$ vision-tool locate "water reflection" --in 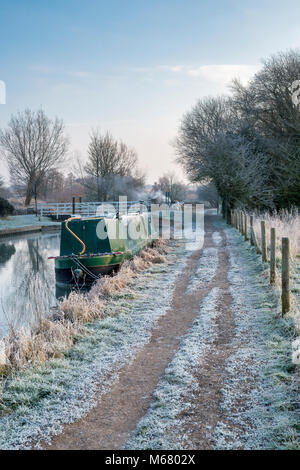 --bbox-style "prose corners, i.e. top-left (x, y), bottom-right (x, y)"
top-left (55, 283), bottom-right (89, 299)
top-left (0, 232), bottom-right (60, 337)
top-left (0, 243), bottom-right (16, 264)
